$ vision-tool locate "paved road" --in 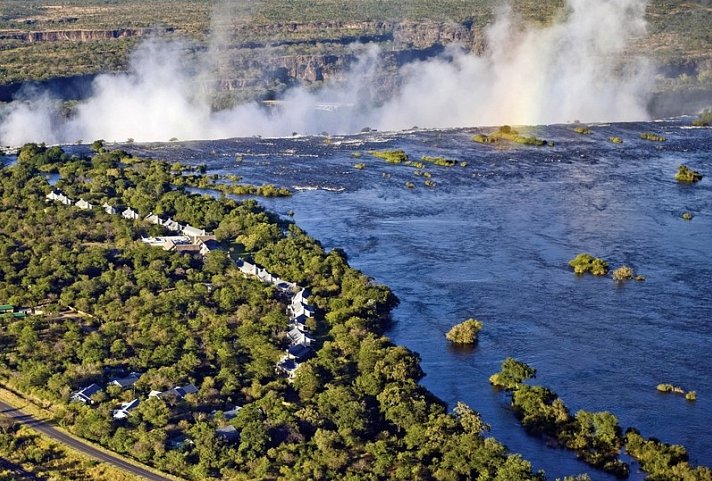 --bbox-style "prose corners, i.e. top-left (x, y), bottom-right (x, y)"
top-left (0, 400), bottom-right (175, 481)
